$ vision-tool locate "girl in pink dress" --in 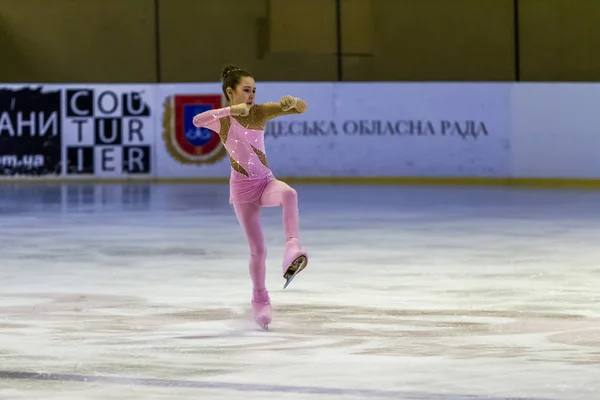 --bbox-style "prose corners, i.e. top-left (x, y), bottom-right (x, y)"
top-left (192, 65), bottom-right (308, 330)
